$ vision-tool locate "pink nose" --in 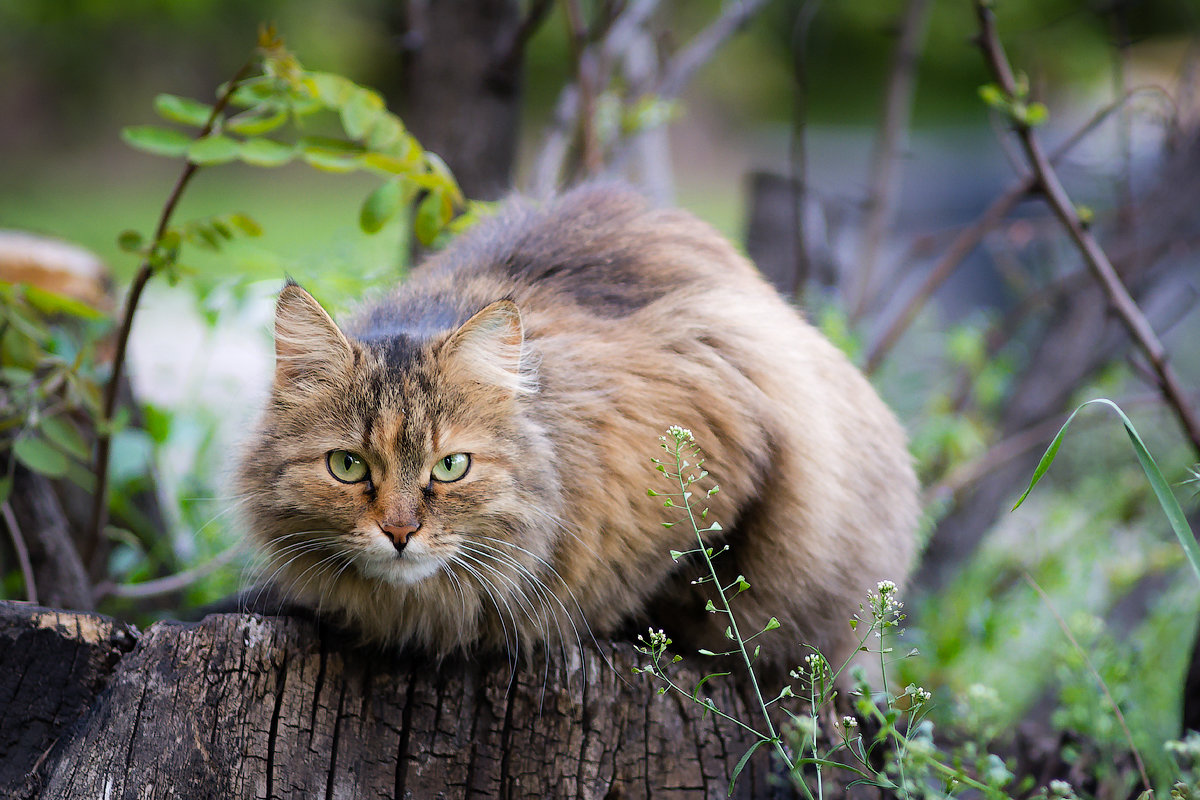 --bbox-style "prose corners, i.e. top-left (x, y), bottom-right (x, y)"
top-left (380, 520), bottom-right (420, 554)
